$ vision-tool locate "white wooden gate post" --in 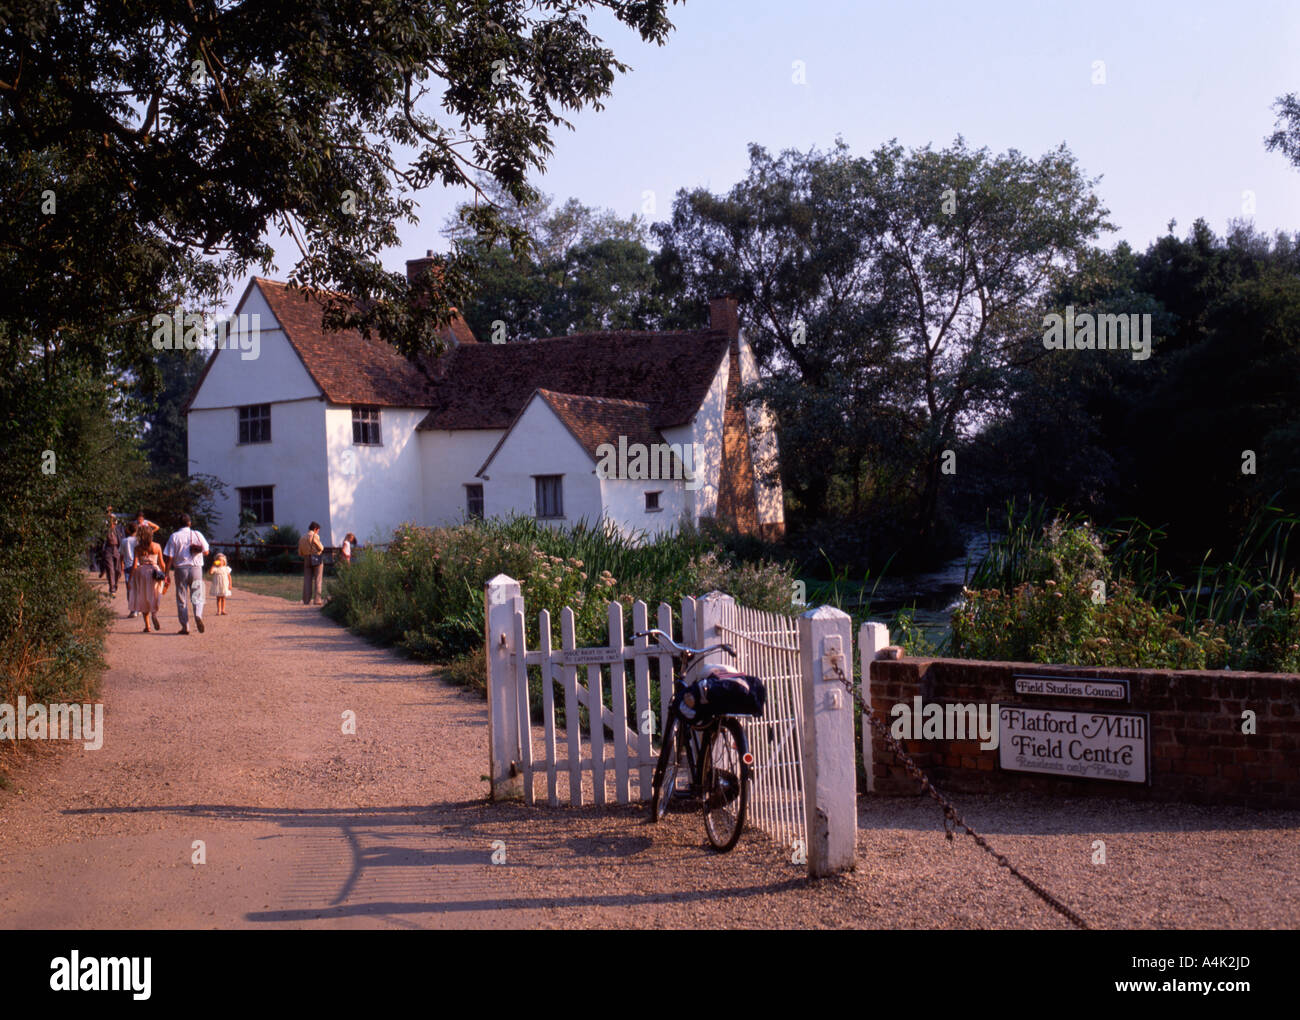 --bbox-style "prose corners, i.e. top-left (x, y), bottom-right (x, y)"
top-left (694, 590), bottom-right (735, 668)
top-left (798, 605), bottom-right (856, 876)
top-left (858, 622), bottom-right (890, 794)
top-left (486, 574), bottom-right (525, 801)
